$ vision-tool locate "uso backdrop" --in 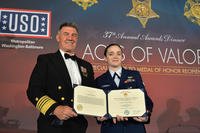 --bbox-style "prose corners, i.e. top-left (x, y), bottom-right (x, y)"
top-left (0, 0), bottom-right (200, 133)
